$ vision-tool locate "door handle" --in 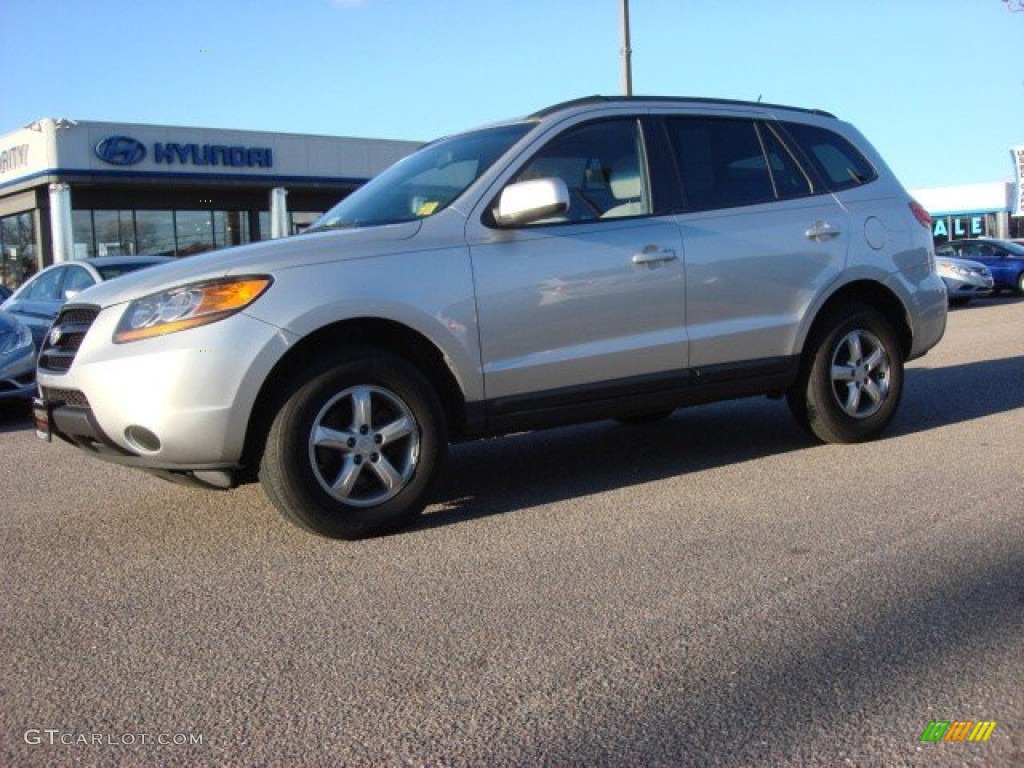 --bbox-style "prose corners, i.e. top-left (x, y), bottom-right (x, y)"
top-left (805, 221), bottom-right (841, 242)
top-left (632, 245), bottom-right (678, 266)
